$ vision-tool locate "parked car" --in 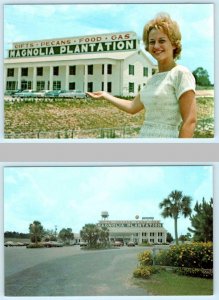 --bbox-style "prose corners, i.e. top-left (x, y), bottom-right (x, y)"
top-left (79, 242), bottom-right (88, 247)
top-left (5, 89), bottom-right (22, 96)
top-left (43, 241), bottom-right (64, 247)
top-left (127, 241), bottom-right (135, 247)
top-left (59, 90), bottom-right (87, 98)
top-left (32, 90), bottom-right (51, 97)
top-left (12, 89), bottom-right (34, 98)
top-left (44, 90), bottom-right (67, 97)
top-left (113, 241), bottom-right (123, 247)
